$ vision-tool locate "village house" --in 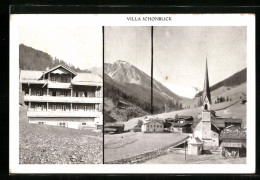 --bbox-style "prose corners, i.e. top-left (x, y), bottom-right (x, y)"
top-left (170, 116), bottom-right (193, 133)
top-left (104, 123), bottom-right (125, 134)
top-left (20, 64), bottom-right (103, 129)
top-left (141, 118), bottom-right (164, 133)
top-left (220, 125), bottom-right (246, 158)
